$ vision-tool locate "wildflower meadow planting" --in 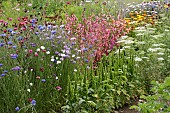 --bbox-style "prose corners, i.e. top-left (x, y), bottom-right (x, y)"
top-left (0, 0), bottom-right (170, 113)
